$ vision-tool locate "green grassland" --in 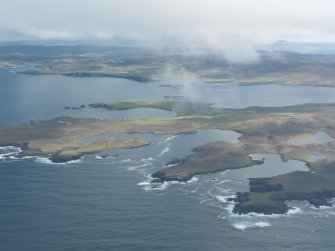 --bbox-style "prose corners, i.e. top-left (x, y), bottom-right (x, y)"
top-left (89, 100), bottom-right (219, 116)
